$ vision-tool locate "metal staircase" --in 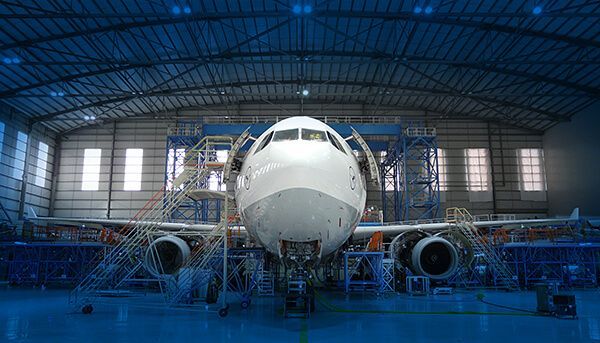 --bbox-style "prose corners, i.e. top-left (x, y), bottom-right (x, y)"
top-left (163, 223), bottom-right (226, 305)
top-left (69, 136), bottom-right (234, 312)
top-left (257, 268), bottom-right (275, 296)
top-left (446, 208), bottom-right (519, 290)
